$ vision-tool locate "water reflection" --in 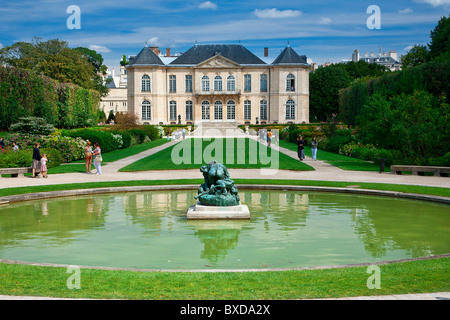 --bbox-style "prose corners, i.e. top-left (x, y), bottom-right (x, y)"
top-left (0, 190), bottom-right (448, 269)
